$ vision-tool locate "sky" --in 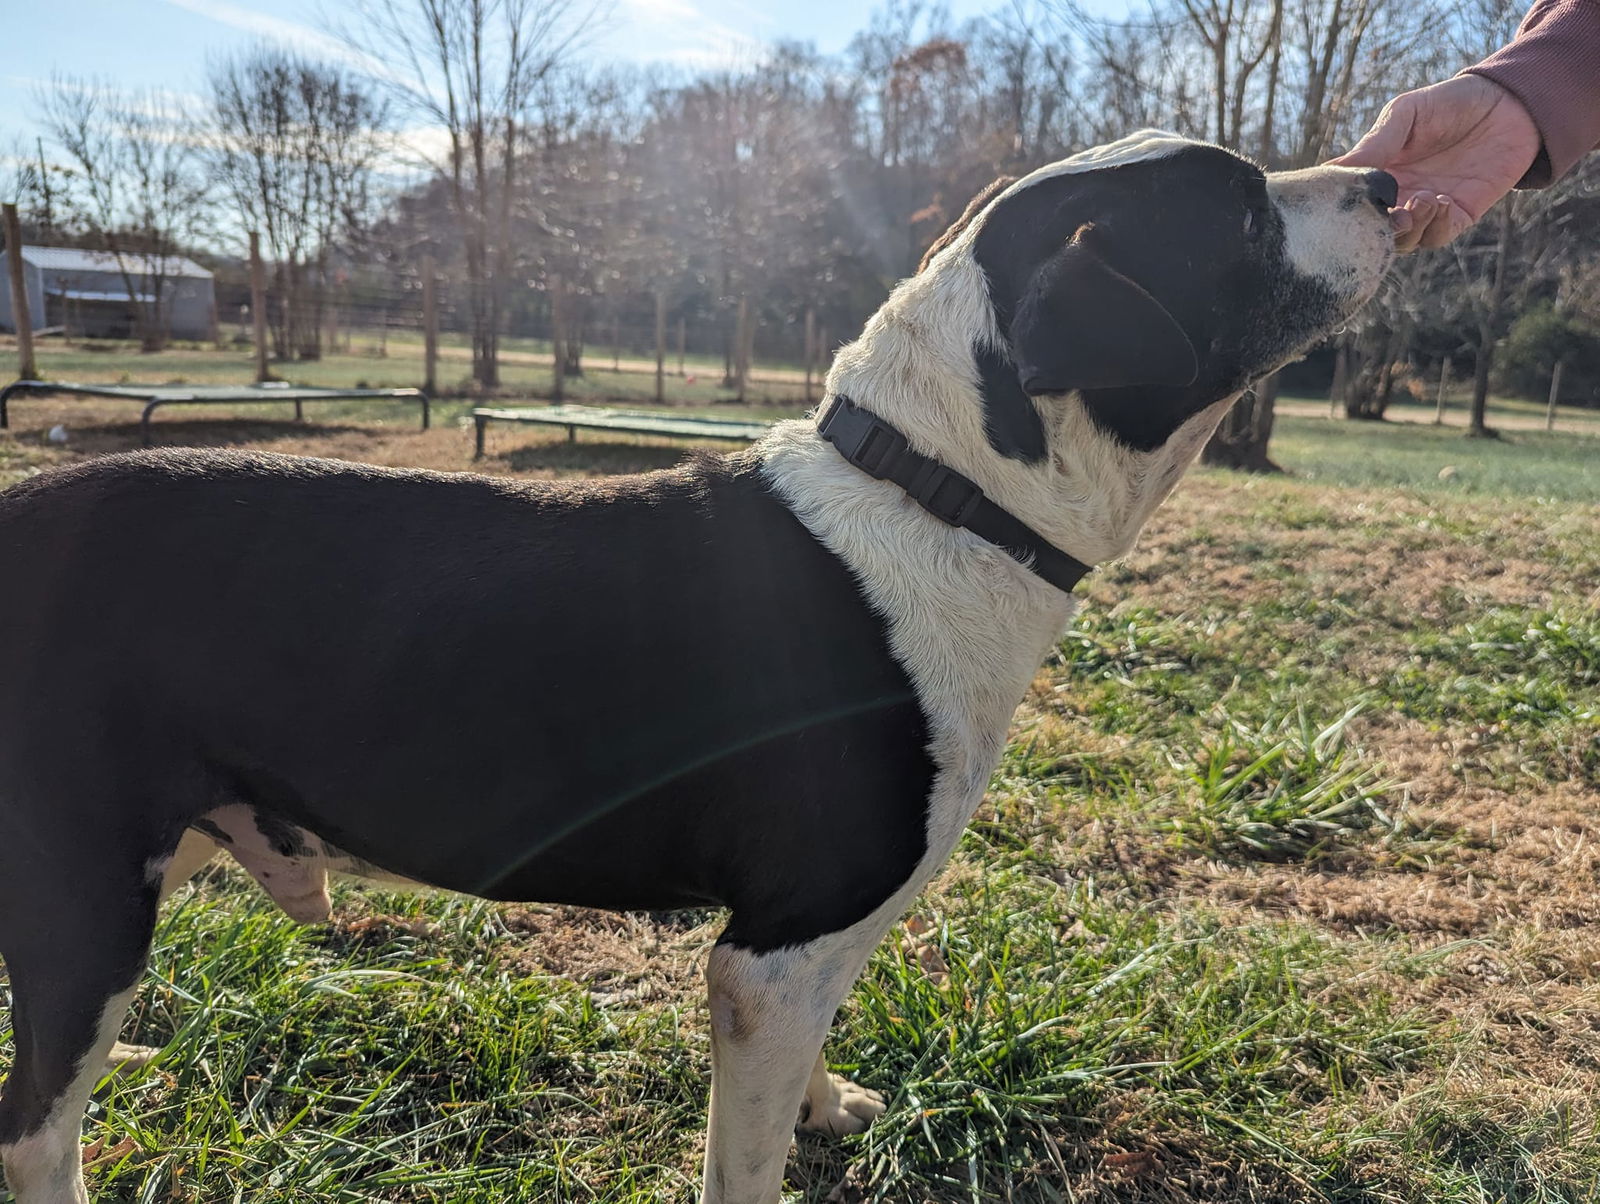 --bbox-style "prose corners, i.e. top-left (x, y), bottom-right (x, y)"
top-left (0, 0), bottom-right (1009, 153)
